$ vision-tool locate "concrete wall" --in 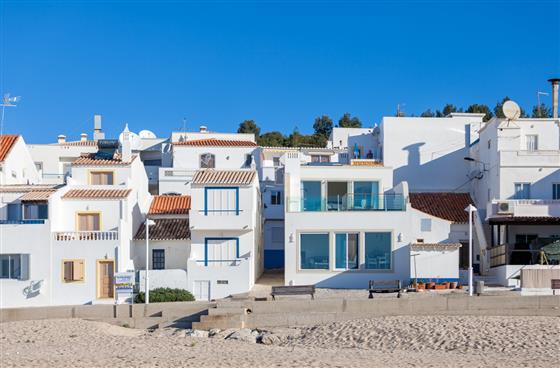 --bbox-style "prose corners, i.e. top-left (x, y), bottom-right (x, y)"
top-left (28, 143), bottom-right (97, 184)
top-left (138, 269), bottom-right (189, 291)
top-left (133, 239), bottom-right (191, 270)
top-left (1, 136), bottom-right (41, 185)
